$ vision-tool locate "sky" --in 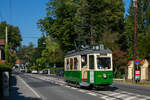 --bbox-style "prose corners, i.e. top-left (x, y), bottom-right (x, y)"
top-left (0, 0), bottom-right (130, 47)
